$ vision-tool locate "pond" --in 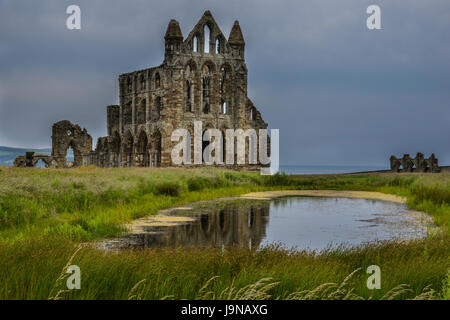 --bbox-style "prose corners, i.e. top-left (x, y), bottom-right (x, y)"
top-left (104, 197), bottom-right (430, 251)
